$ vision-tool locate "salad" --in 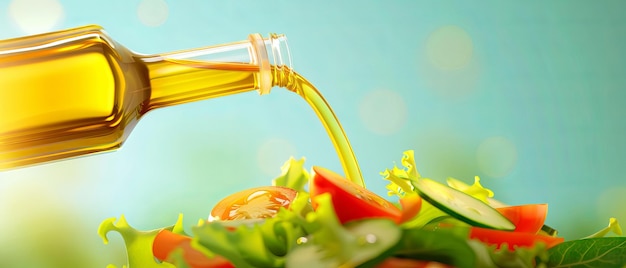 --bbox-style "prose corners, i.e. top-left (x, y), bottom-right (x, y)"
top-left (99, 150), bottom-right (625, 268)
